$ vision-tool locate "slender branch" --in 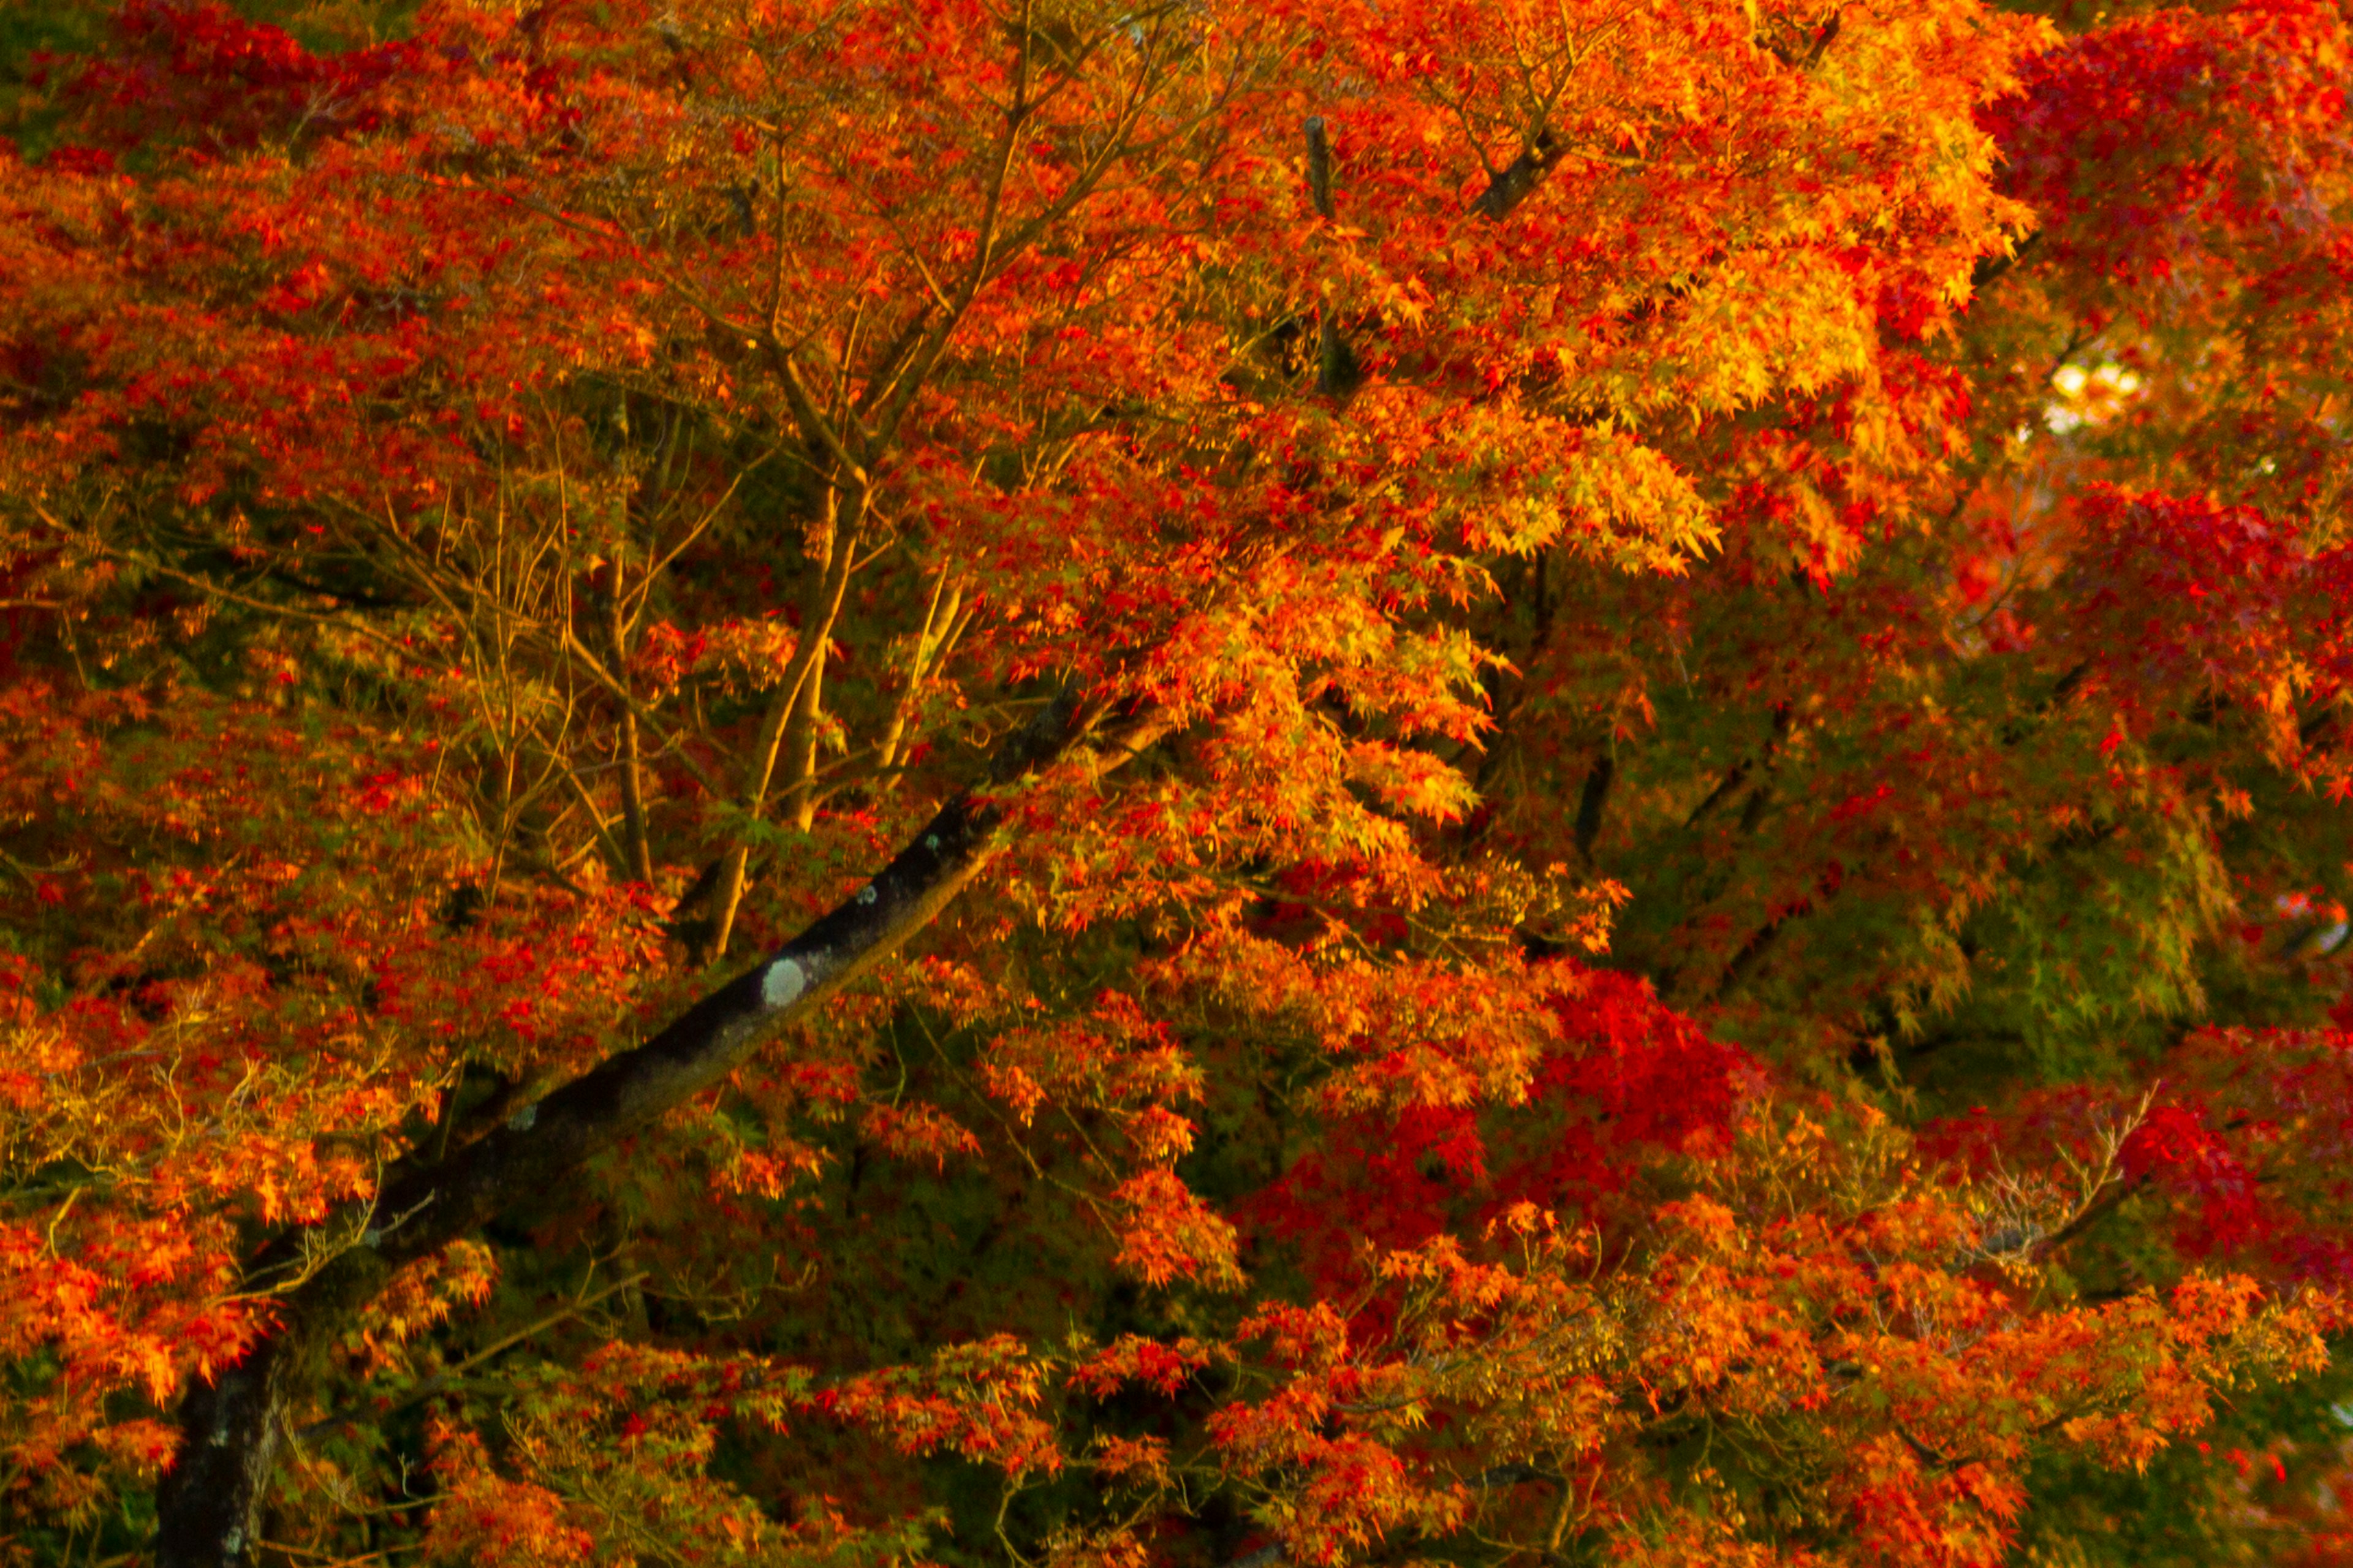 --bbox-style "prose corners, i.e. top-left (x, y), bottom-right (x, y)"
top-left (294, 1269), bottom-right (650, 1442)
top-left (707, 506), bottom-right (865, 956)
top-left (608, 564), bottom-right (656, 884)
